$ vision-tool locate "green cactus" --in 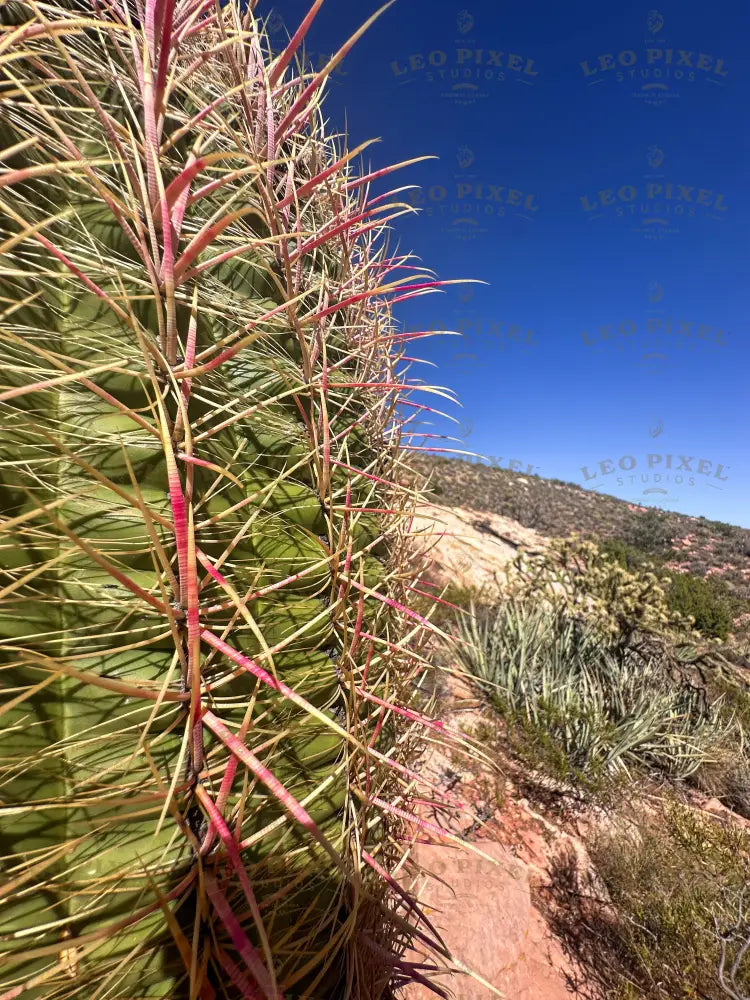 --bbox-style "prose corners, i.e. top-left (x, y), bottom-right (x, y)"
top-left (0, 3), bottom-right (450, 998)
top-left (506, 536), bottom-right (694, 641)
